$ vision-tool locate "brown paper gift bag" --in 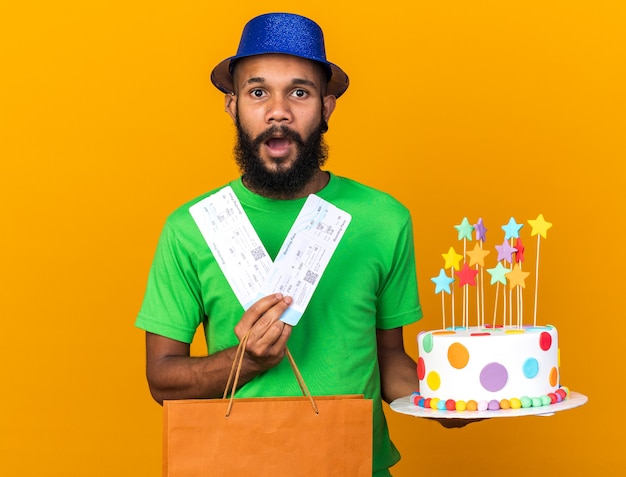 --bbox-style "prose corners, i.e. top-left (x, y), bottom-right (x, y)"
top-left (163, 333), bottom-right (373, 476)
